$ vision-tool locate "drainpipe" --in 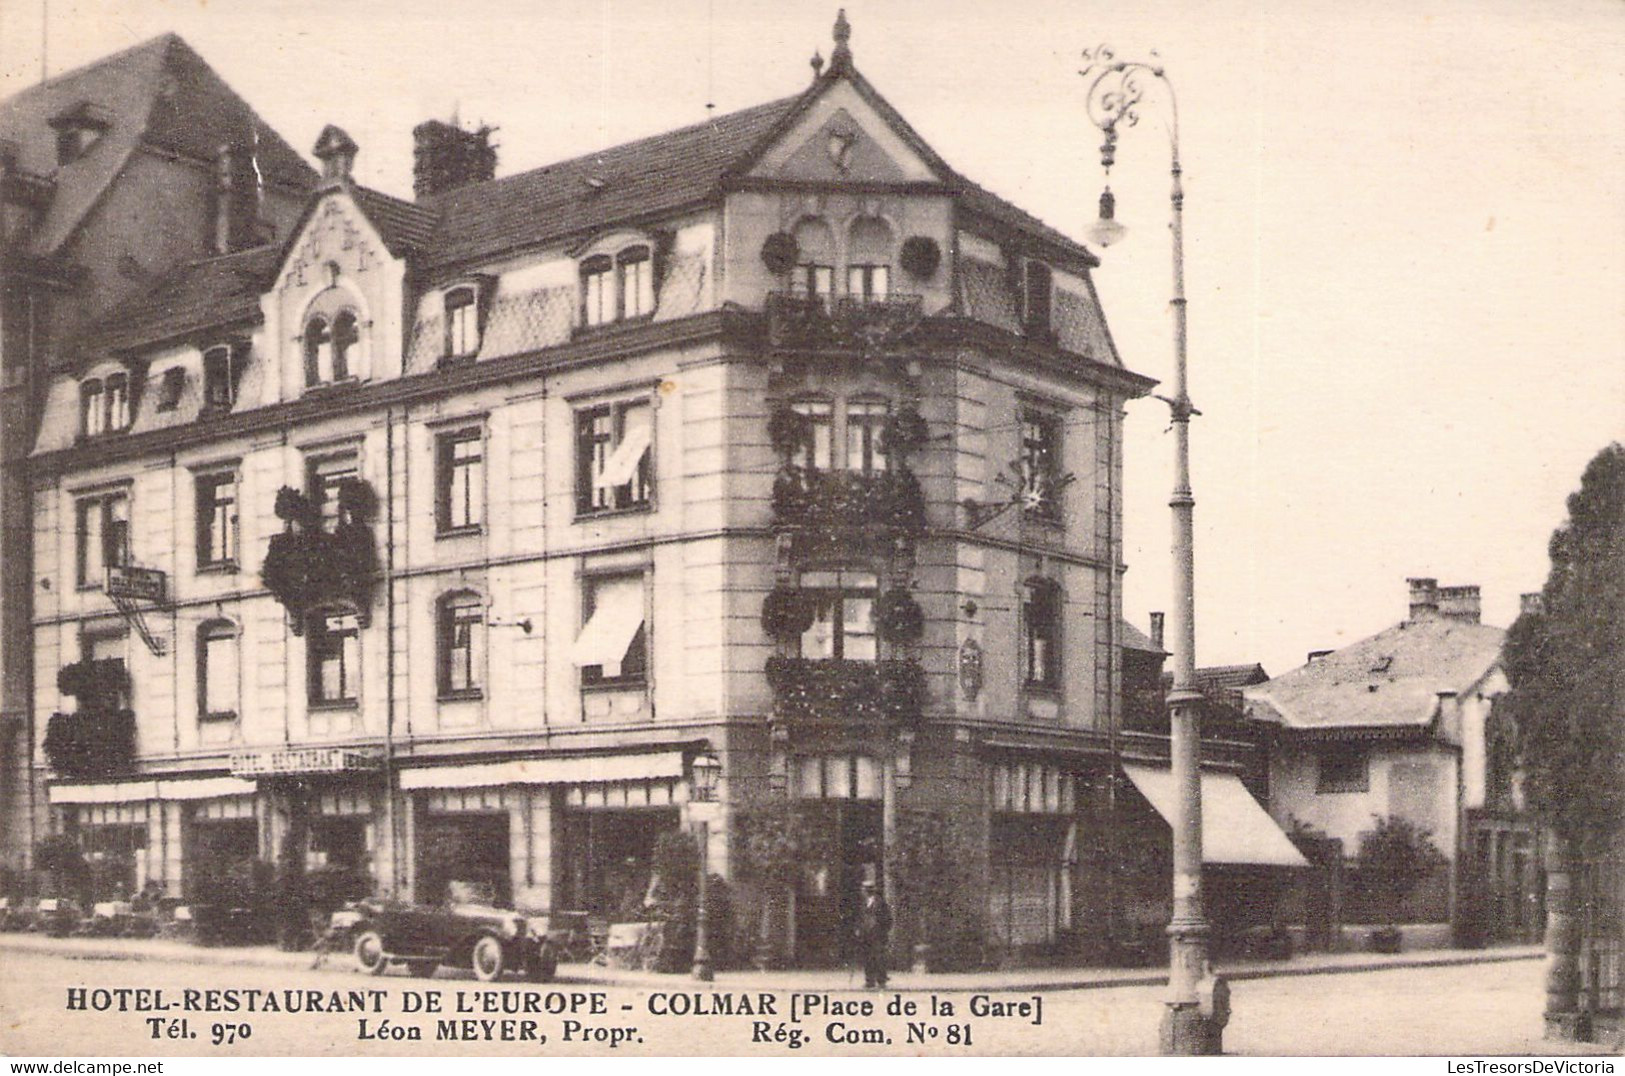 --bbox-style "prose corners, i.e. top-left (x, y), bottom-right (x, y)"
top-left (383, 404), bottom-right (399, 896)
